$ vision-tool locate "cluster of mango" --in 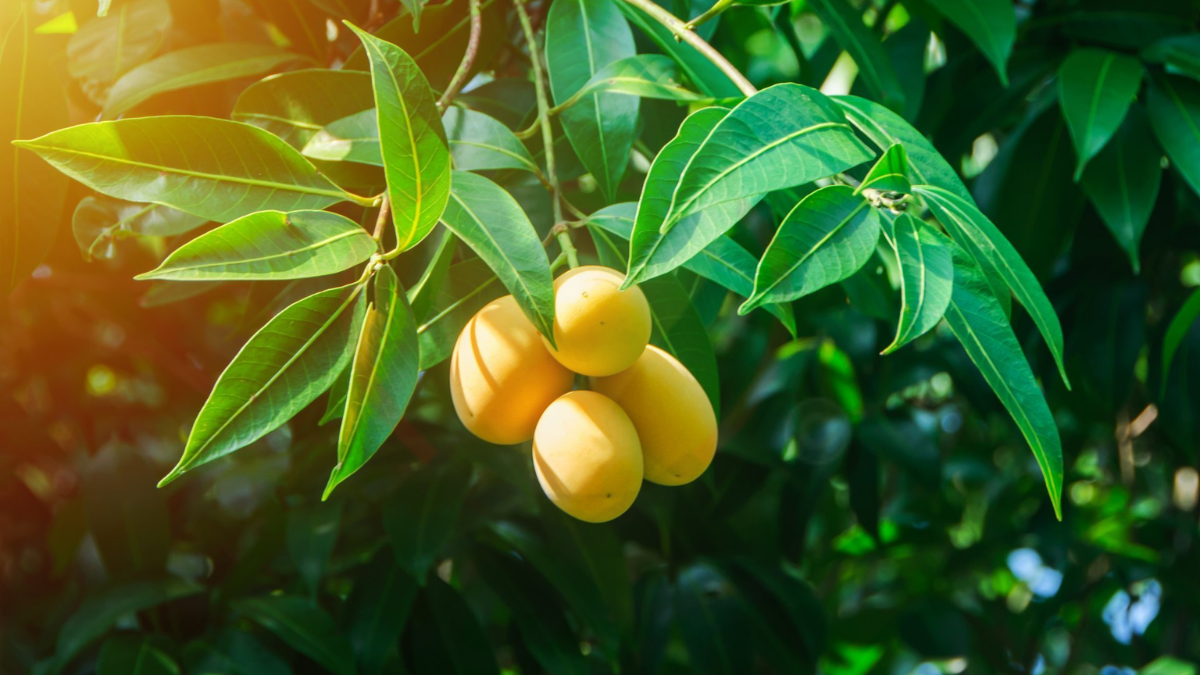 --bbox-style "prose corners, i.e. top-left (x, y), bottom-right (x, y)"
top-left (450, 266), bottom-right (717, 522)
